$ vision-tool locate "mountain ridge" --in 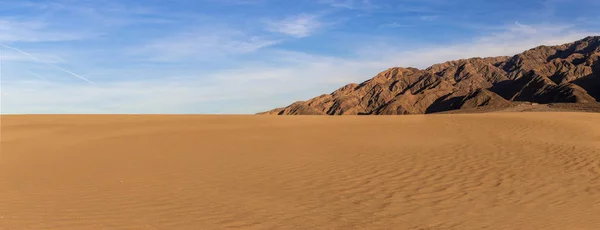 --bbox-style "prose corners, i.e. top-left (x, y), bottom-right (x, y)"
top-left (260, 36), bottom-right (600, 115)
